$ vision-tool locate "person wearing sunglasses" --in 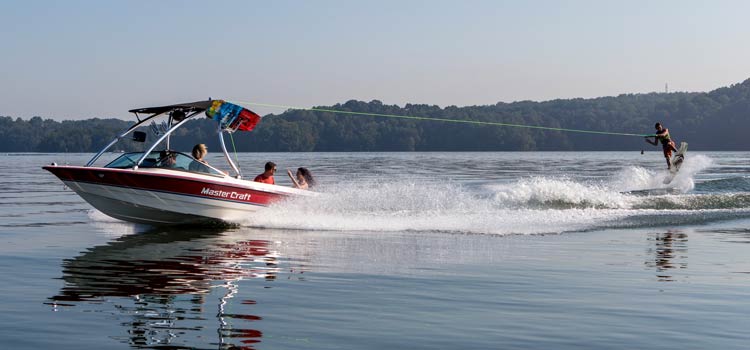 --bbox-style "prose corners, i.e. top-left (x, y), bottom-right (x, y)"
top-left (254, 161), bottom-right (276, 184)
